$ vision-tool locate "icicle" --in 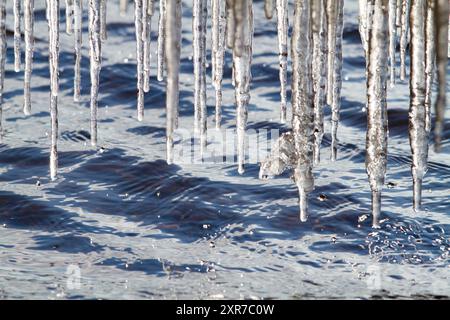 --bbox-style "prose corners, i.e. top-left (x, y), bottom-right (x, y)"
top-left (226, 0), bottom-right (235, 49)
top-left (100, 0), bottom-right (107, 41)
top-left (165, 0), bottom-right (182, 164)
top-left (120, 0), bottom-right (128, 16)
top-left (13, 0), bottom-right (21, 72)
top-left (359, 0), bottom-right (369, 56)
top-left (135, 0), bottom-right (145, 121)
top-left (193, 0), bottom-right (208, 154)
top-left (212, 0), bottom-right (226, 129)
top-left (48, 0), bottom-right (60, 181)
top-left (291, 0), bottom-right (314, 222)
top-left (388, 0), bottom-right (397, 87)
top-left (89, 0), bottom-right (102, 147)
top-left (23, 0), bottom-right (34, 116)
top-left (233, 0), bottom-right (247, 57)
top-left (330, 0), bottom-right (344, 162)
top-left (264, 0), bottom-right (274, 20)
top-left (433, 0), bottom-right (449, 152)
top-left (424, 0), bottom-right (435, 137)
top-left (143, 0), bottom-right (154, 93)
top-left (66, 0), bottom-right (74, 35)
top-left (366, 0), bottom-right (389, 228)
top-left (157, 0), bottom-right (166, 81)
top-left (400, 0), bottom-right (411, 80)
top-left (276, 0), bottom-right (288, 123)
top-left (0, 0), bottom-right (5, 137)
top-left (312, 0), bottom-right (328, 165)
top-left (73, 0), bottom-right (82, 102)
top-left (326, 1), bottom-right (337, 107)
